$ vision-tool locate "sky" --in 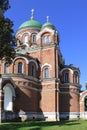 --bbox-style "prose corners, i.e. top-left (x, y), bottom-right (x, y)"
top-left (5, 0), bottom-right (87, 90)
